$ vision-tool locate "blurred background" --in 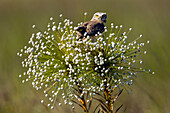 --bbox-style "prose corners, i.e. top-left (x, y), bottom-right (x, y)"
top-left (0, 0), bottom-right (170, 113)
